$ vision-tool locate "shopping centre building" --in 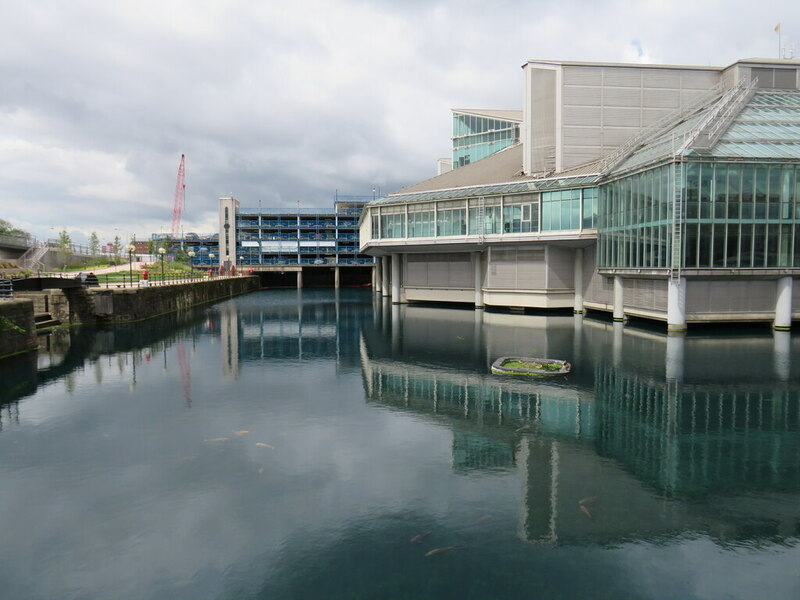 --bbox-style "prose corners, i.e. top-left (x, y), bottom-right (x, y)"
top-left (360, 57), bottom-right (800, 330)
